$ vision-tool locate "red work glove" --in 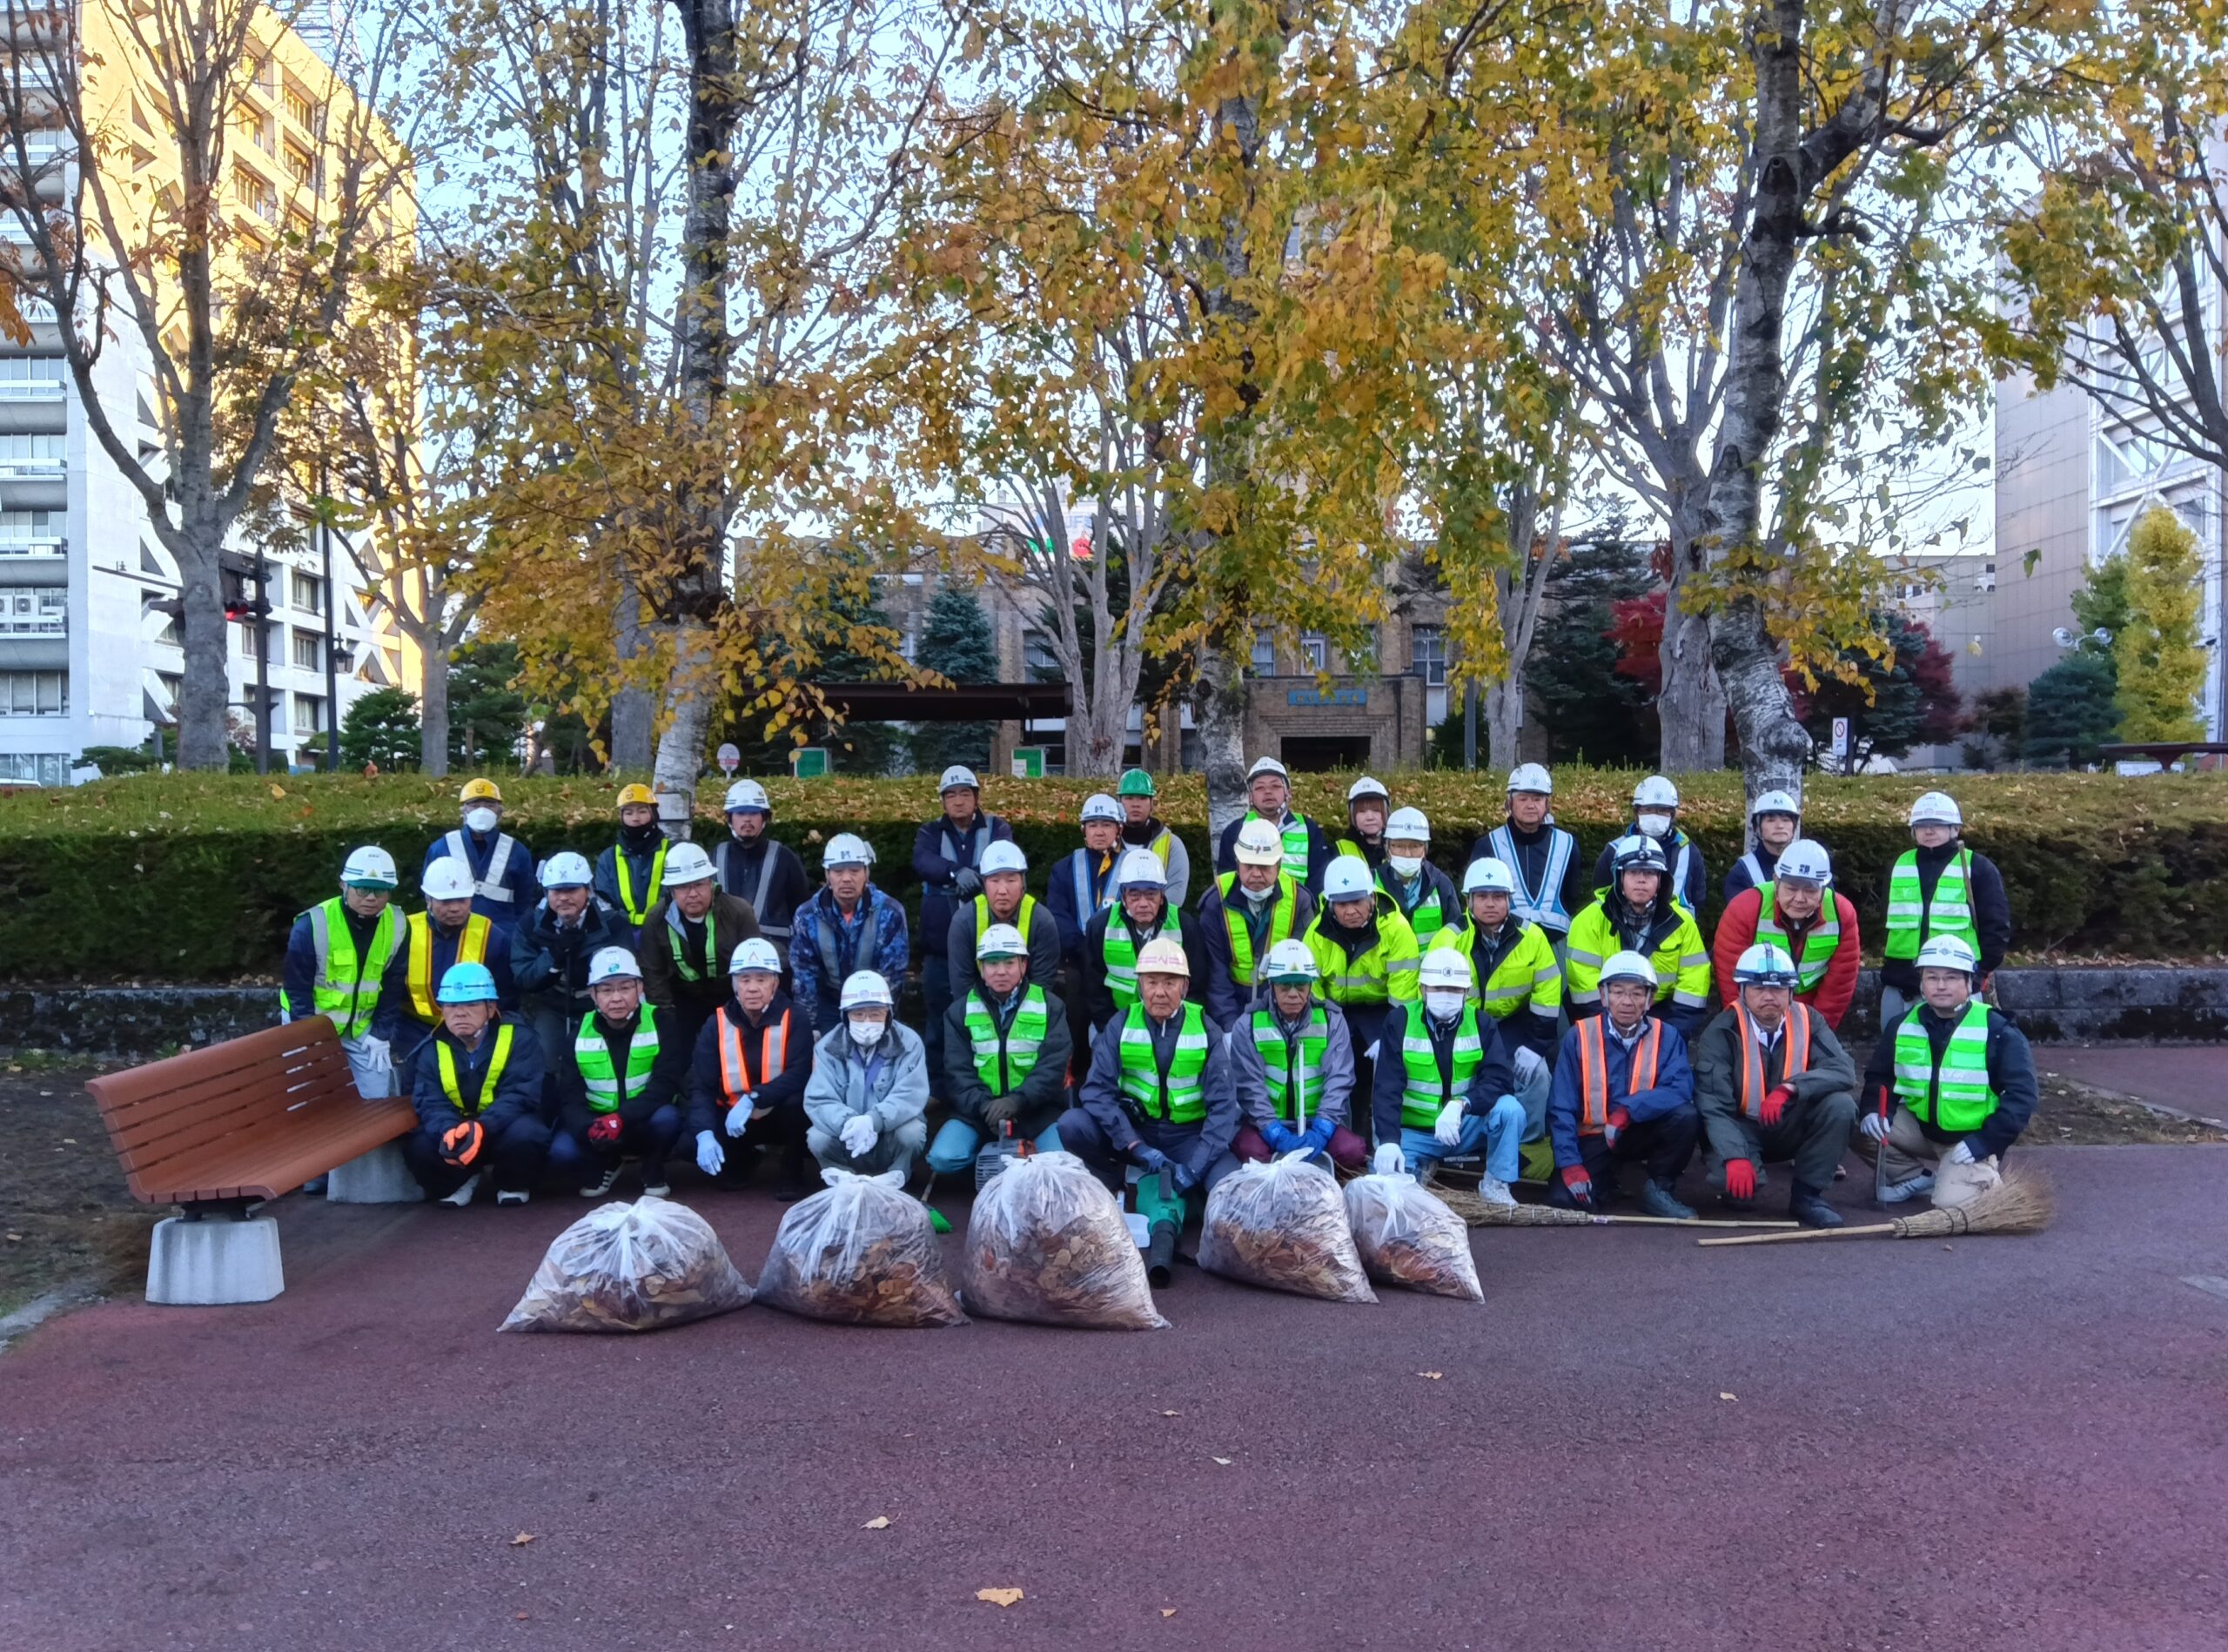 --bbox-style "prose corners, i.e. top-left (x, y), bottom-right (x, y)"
top-left (440, 1118), bottom-right (484, 1167)
top-left (1723, 1158), bottom-right (1756, 1202)
top-left (1605, 1105), bottom-right (1630, 1146)
top-left (1560, 1164), bottom-right (1594, 1207)
top-left (1760, 1086), bottom-right (1793, 1127)
top-left (587, 1113), bottom-right (623, 1146)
